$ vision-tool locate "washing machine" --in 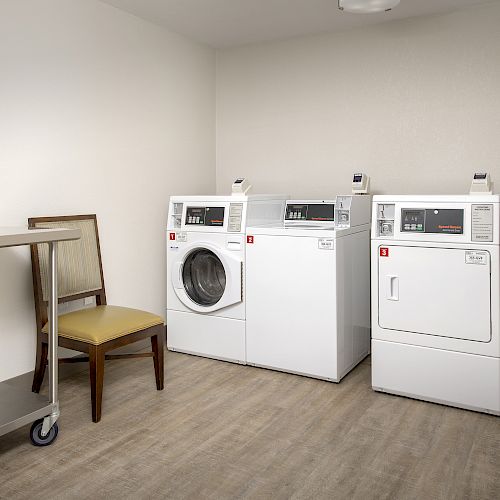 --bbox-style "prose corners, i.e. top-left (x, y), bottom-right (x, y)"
top-left (371, 195), bottom-right (500, 415)
top-left (166, 192), bottom-right (286, 363)
top-left (245, 195), bottom-right (372, 381)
